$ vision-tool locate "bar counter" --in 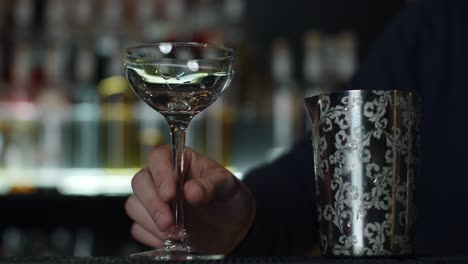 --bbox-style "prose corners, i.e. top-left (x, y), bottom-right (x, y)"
top-left (0, 256), bottom-right (467, 264)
